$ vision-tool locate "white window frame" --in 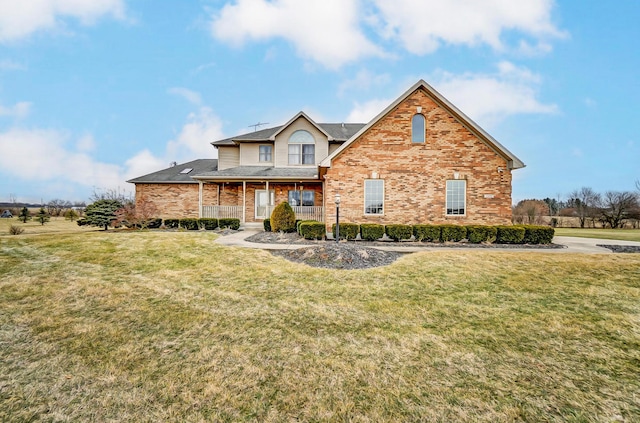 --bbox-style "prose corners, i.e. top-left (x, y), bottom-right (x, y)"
top-left (446, 179), bottom-right (466, 216)
top-left (288, 130), bottom-right (315, 165)
top-left (364, 179), bottom-right (384, 215)
top-left (412, 114), bottom-right (426, 143)
top-left (259, 145), bottom-right (272, 162)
